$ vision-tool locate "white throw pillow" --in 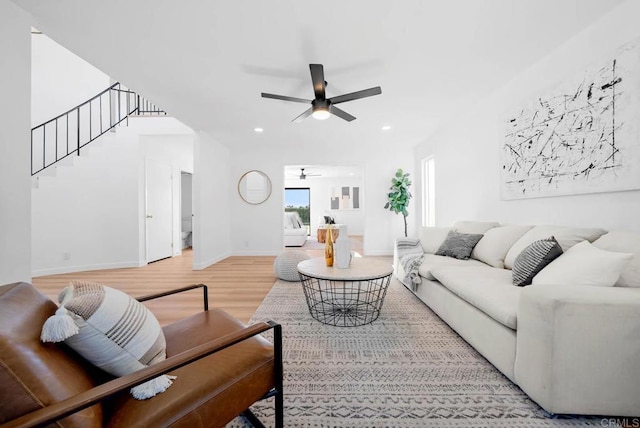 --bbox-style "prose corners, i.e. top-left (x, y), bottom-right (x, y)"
top-left (593, 229), bottom-right (640, 287)
top-left (419, 227), bottom-right (454, 254)
top-left (533, 241), bottom-right (633, 287)
top-left (471, 225), bottom-right (533, 268)
top-left (41, 281), bottom-right (174, 399)
top-left (504, 225), bottom-right (607, 269)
